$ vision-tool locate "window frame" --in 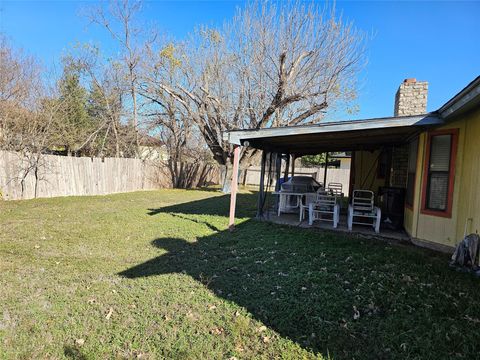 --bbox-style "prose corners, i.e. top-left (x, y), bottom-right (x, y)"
top-left (420, 128), bottom-right (458, 218)
top-left (405, 137), bottom-right (419, 209)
